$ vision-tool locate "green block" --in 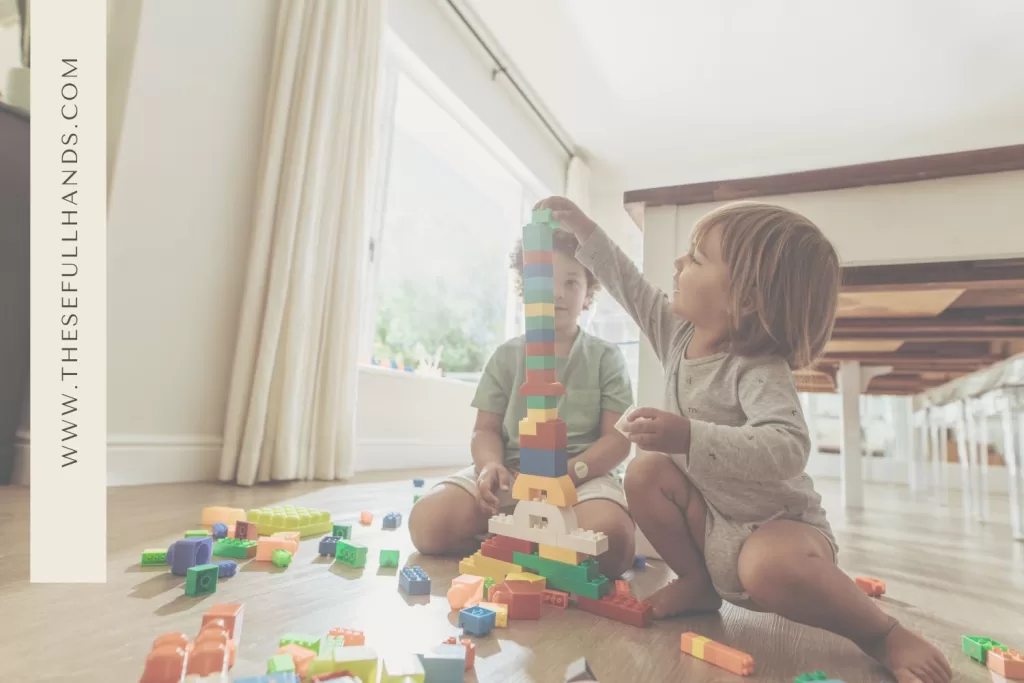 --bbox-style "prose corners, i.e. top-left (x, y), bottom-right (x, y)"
top-left (524, 289), bottom-right (555, 304)
top-left (321, 635), bottom-right (345, 652)
top-left (513, 552), bottom-right (601, 583)
top-left (531, 208), bottom-right (553, 223)
top-left (962, 635), bottom-right (1005, 664)
top-left (213, 538), bottom-right (257, 558)
top-left (523, 276), bottom-right (554, 292)
top-left (526, 395), bottom-right (560, 410)
top-left (336, 540), bottom-right (368, 568)
top-left (280, 633), bottom-right (321, 652)
top-left (413, 494), bottom-right (423, 503)
top-left (525, 354), bottom-right (556, 370)
top-left (379, 549), bottom-right (400, 567)
top-left (184, 529), bottom-right (210, 537)
top-left (542, 569), bottom-right (610, 599)
top-left (272, 549), bottom-right (293, 567)
top-left (483, 576), bottom-right (495, 595)
top-left (793, 673), bottom-right (828, 683)
top-left (185, 563), bottom-right (219, 597)
top-left (332, 524), bottom-right (351, 539)
top-left (523, 229), bottom-right (554, 252)
top-left (268, 654), bottom-right (296, 674)
top-left (525, 316), bottom-right (555, 332)
top-left (141, 549), bottom-right (167, 566)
